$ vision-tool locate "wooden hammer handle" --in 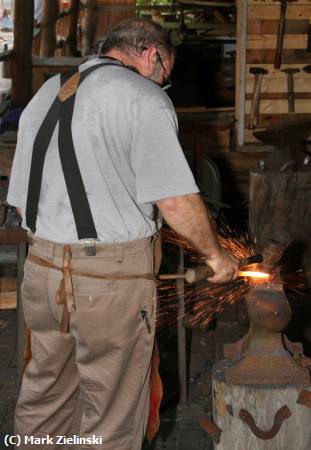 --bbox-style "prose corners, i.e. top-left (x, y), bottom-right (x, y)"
top-left (184, 254), bottom-right (263, 284)
top-left (274, 0), bottom-right (287, 69)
